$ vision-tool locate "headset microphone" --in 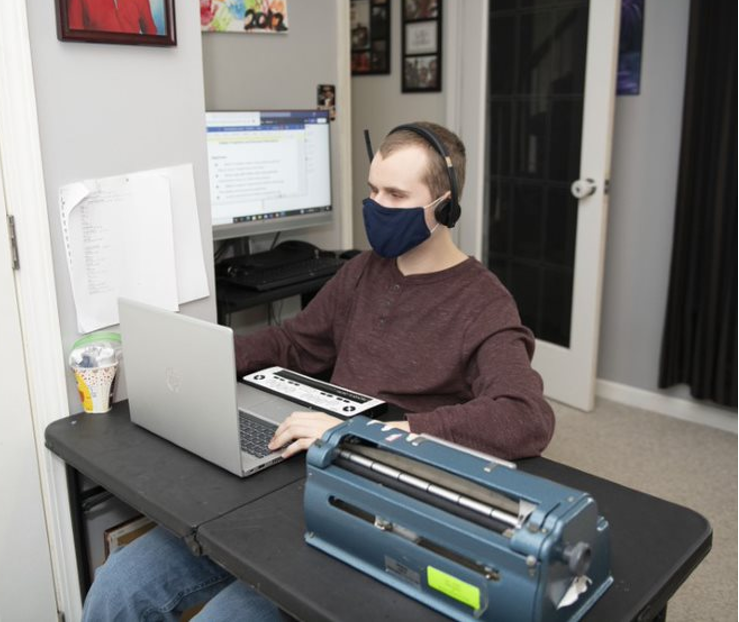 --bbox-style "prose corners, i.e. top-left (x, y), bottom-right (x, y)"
top-left (363, 129), bottom-right (374, 163)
